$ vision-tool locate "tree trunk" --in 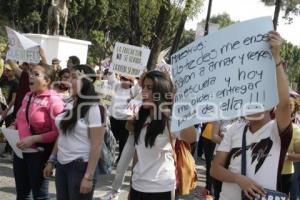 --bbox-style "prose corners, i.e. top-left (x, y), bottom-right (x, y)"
top-left (273, 0), bottom-right (281, 30)
top-left (168, 0), bottom-right (192, 61)
top-left (147, 0), bottom-right (171, 70)
top-left (129, 0), bottom-right (142, 46)
top-left (204, 0), bottom-right (213, 36)
top-left (297, 76), bottom-right (300, 94)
